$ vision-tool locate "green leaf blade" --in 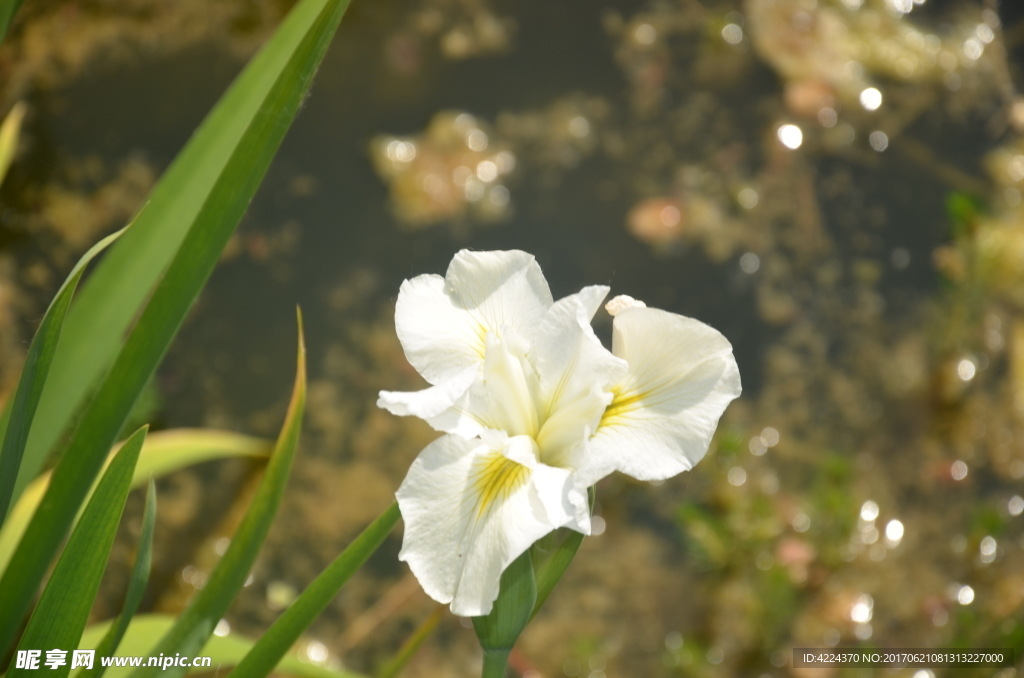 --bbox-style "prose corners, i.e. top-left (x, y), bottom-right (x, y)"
top-left (0, 0), bottom-right (352, 648)
top-left (79, 478), bottom-right (158, 678)
top-left (128, 312), bottom-right (307, 678)
top-left (0, 227), bottom-right (123, 527)
top-left (0, 428), bottom-right (269, 583)
top-left (6, 426), bottom-right (147, 678)
top-left (229, 502), bottom-right (401, 678)
top-left (5, 0), bottom-right (352, 506)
